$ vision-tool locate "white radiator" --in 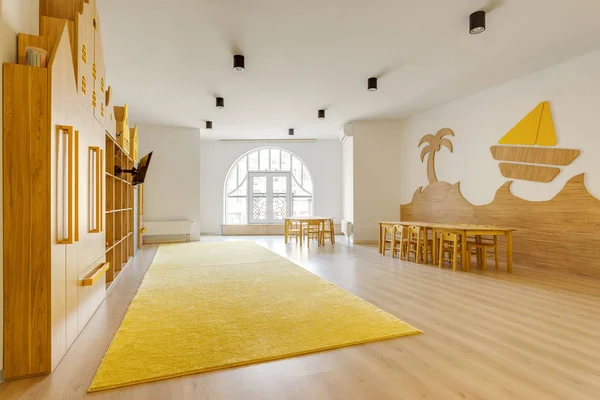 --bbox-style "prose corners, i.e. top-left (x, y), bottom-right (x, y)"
top-left (143, 221), bottom-right (193, 241)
